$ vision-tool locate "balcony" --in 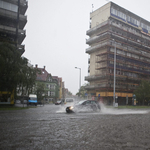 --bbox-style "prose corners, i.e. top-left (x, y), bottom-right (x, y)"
top-left (86, 20), bottom-right (109, 36)
top-left (0, 9), bottom-right (27, 28)
top-left (18, 44), bottom-right (24, 49)
top-left (86, 41), bottom-right (110, 53)
top-left (111, 21), bottom-right (142, 38)
top-left (10, 0), bottom-right (28, 14)
top-left (85, 74), bottom-right (108, 81)
top-left (86, 32), bottom-right (110, 45)
top-left (85, 84), bottom-right (110, 90)
top-left (0, 25), bottom-right (26, 36)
